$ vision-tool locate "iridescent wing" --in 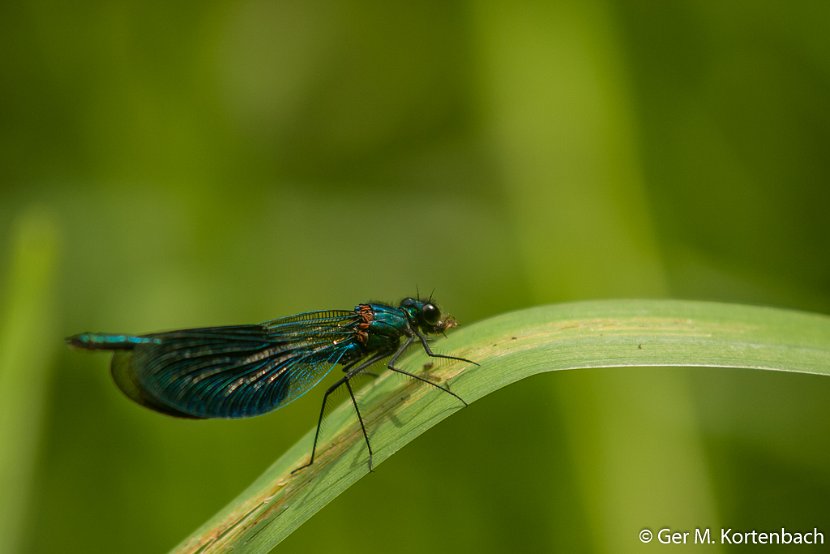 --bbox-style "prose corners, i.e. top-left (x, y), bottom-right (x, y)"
top-left (111, 311), bottom-right (363, 418)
